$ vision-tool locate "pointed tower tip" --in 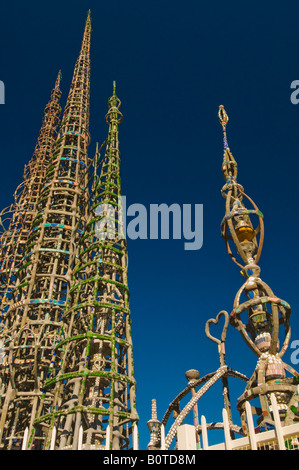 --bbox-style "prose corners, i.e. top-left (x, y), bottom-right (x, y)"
top-left (84, 9), bottom-right (91, 31)
top-left (113, 81), bottom-right (116, 95)
top-left (218, 105), bottom-right (230, 152)
top-left (55, 70), bottom-right (62, 89)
